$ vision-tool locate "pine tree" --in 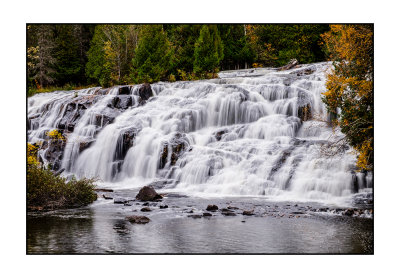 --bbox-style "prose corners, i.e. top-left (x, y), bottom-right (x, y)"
top-left (54, 25), bottom-right (82, 85)
top-left (193, 25), bottom-right (224, 76)
top-left (31, 25), bottom-right (57, 88)
top-left (86, 25), bottom-right (110, 86)
top-left (166, 24), bottom-right (202, 78)
top-left (131, 25), bottom-right (172, 83)
top-left (218, 25), bottom-right (255, 70)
